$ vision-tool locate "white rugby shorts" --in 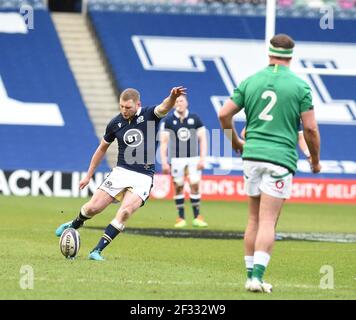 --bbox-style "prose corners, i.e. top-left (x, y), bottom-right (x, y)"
top-left (243, 160), bottom-right (293, 199)
top-left (99, 167), bottom-right (153, 202)
top-left (170, 157), bottom-right (202, 186)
